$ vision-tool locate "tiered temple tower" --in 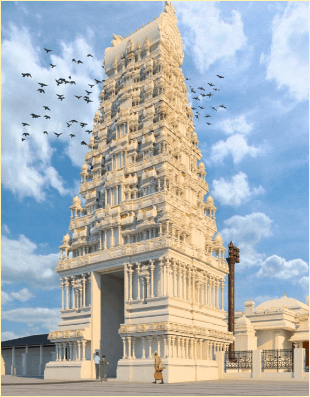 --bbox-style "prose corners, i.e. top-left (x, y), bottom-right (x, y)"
top-left (45, 1), bottom-right (234, 382)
